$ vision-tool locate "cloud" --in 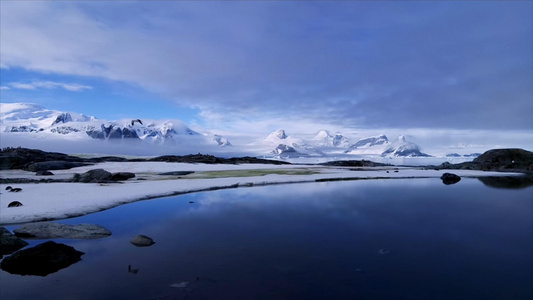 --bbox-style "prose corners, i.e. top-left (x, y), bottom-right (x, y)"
top-left (7, 81), bottom-right (92, 92)
top-left (1, 86), bottom-right (11, 90)
top-left (1, 1), bottom-right (532, 131)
